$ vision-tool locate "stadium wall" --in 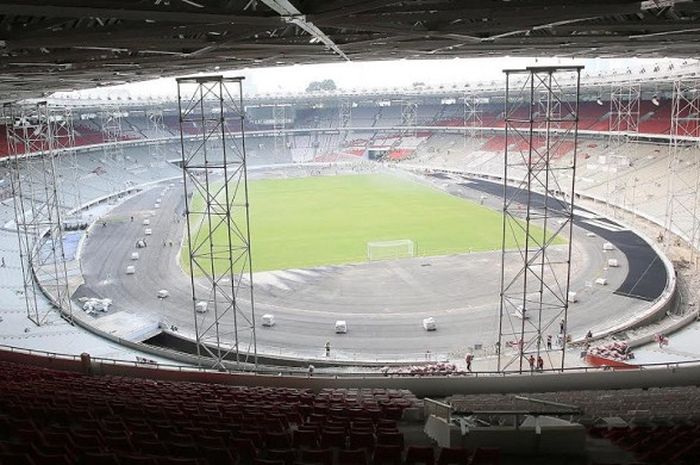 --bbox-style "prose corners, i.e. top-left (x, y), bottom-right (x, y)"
top-left (1, 344), bottom-right (699, 397)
